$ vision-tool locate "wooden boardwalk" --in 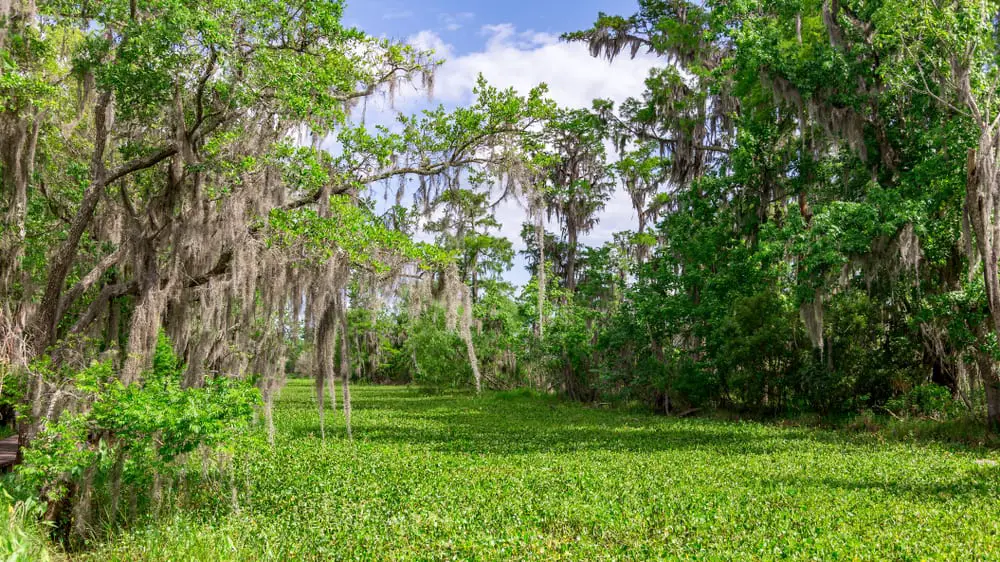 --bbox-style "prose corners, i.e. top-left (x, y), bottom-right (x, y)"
top-left (0, 435), bottom-right (19, 472)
